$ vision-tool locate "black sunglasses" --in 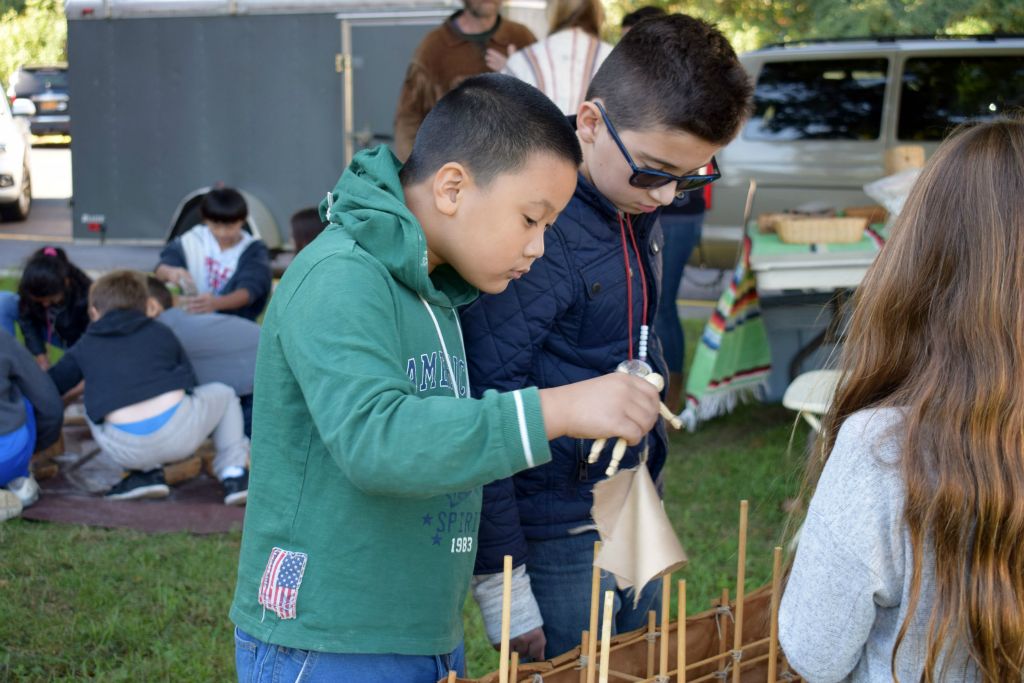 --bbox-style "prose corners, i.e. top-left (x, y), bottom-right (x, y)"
top-left (593, 101), bottom-right (721, 198)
